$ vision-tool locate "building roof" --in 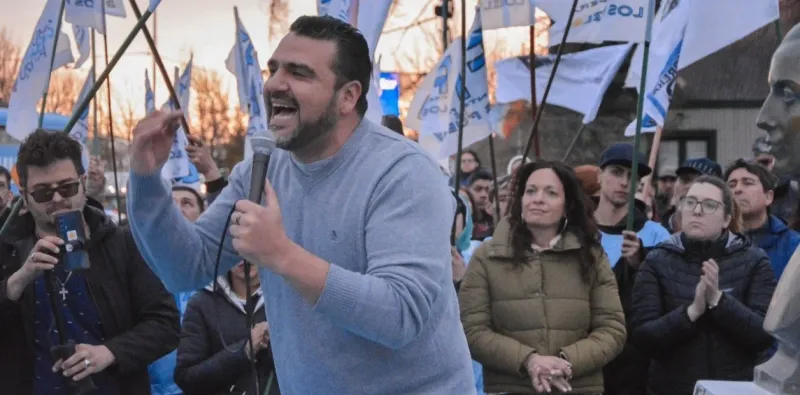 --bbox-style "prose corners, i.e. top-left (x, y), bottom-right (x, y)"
top-left (677, 23), bottom-right (779, 104)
